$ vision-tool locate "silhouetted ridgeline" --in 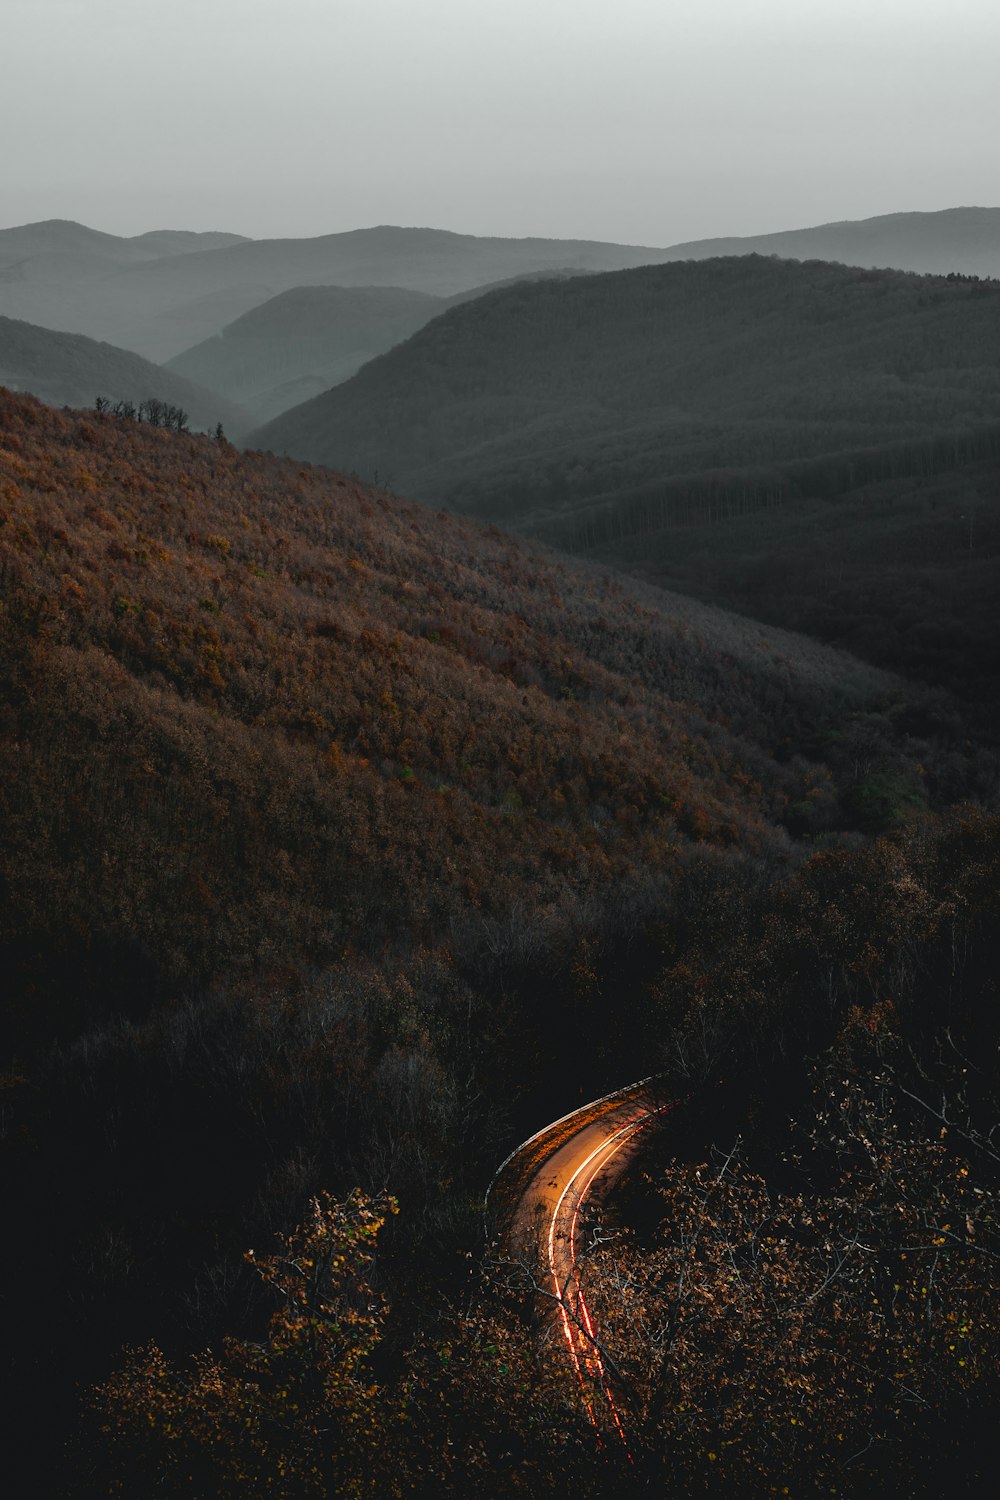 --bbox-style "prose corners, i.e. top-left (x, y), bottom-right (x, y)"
top-left (663, 205), bottom-right (1000, 280)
